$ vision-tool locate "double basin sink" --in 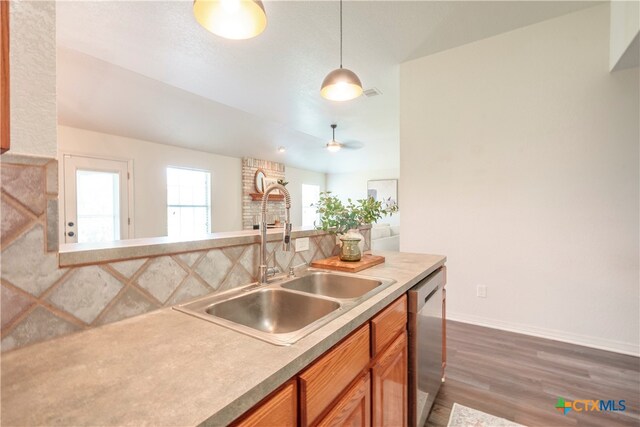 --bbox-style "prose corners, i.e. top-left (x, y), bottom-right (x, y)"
top-left (174, 270), bottom-right (395, 346)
